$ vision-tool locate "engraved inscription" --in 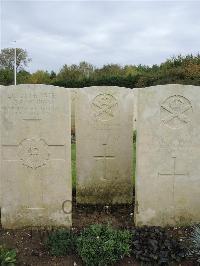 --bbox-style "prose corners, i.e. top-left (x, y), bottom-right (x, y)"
top-left (160, 95), bottom-right (192, 129)
top-left (2, 91), bottom-right (56, 119)
top-left (159, 134), bottom-right (192, 156)
top-left (26, 207), bottom-right (45, 210)
top-left (91, 93), bottom-right (118, 121)
top-left (18, 138), bottom-right (49, 169)
top-left (94, 144), bottom-right (115, 181)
